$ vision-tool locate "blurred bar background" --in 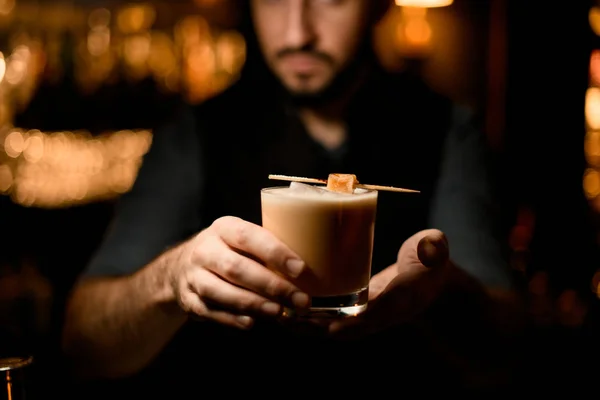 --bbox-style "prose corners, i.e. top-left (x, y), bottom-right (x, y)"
top-left (0, 0), bottom-right (598, 393)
